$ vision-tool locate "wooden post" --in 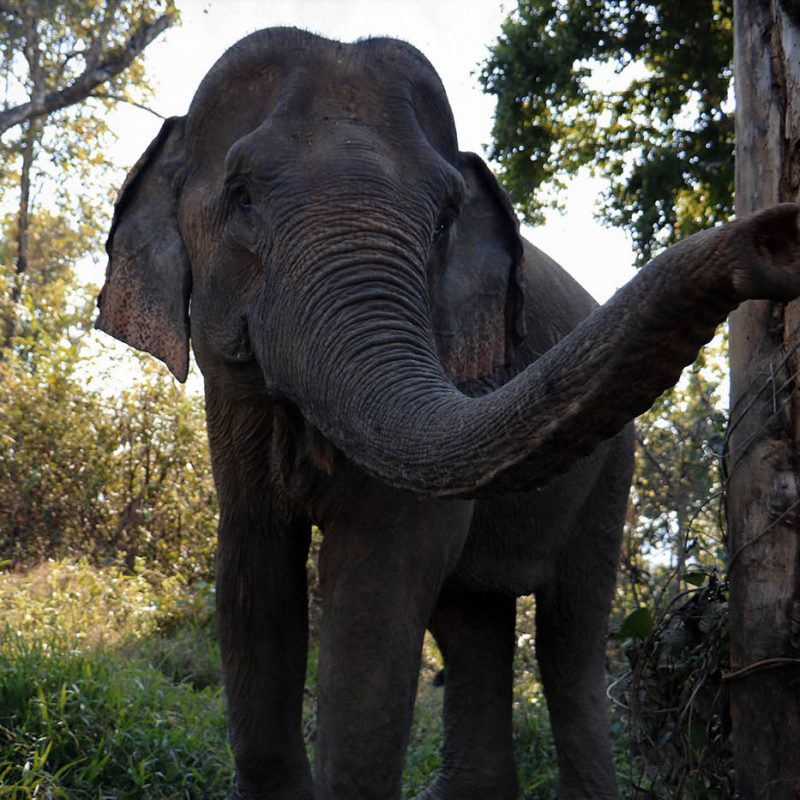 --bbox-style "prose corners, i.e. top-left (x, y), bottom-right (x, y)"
top-left (728, 1), bottom-right (800, 796)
